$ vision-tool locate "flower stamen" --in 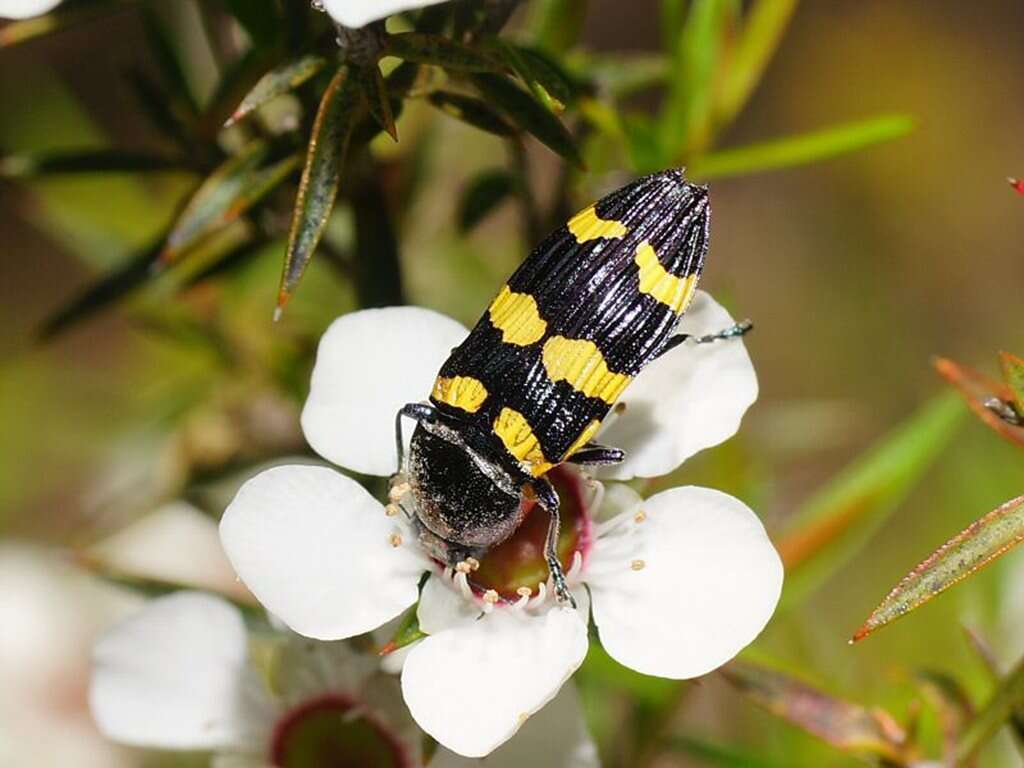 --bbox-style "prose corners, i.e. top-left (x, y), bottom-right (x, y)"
top-left (631, 559), bottom-right (646, 571)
